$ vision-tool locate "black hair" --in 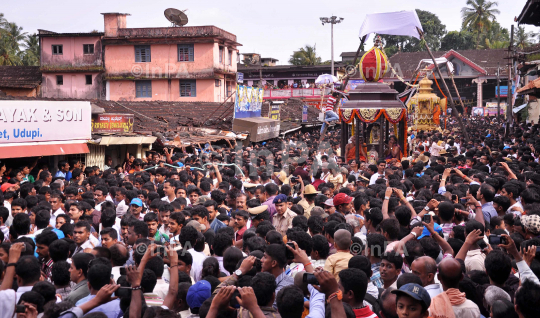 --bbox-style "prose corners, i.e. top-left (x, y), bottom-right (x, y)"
top-left (515, 280), bottom-right (540, 318)
top-left (380, 218), bottom-right (400, 240)
top-left (51, 261), bottom-right (71, 286)
top-left (252, 272), bottom-right (277, 306)
top-left (71, 252), bottom-right (95, 278)
top-left (177, 249), bottom-right (193, 266)
top-left (485, 250), bottom-right (511, 285)
top-left (396, 273), bottom-right (423, 289)
top-left (31, 281), bottom-right (56, 304)
top-left (223, 247), bottom-right (243, 275)
top-left (419, 237), bottom-right (440, 260)
top-left (13, 213), bottom-right (31, 235)
top-left (132, 220), bottom-right (149, 238)
top-left (146, 256), bottom-right (165, 278)
top-left (339, 268), bottom-right (368, 302)
top-left (19, 291), bottom-right (45, 313)
top-left (15, 255), bottom-right (41, 285)
top-left (265, 244), bottom-right (287, 268)
top-left (381, 251), bottom-right (403, 269)
top-left (87, 263), bottom-right (112, 290)
top-left (49, 239), bottom-right (71, 262)
top-left (245, 236), bottom-right (267, 254)
top-left (201, 257), bottom-right (220, 279)
top-left (179, 225), bottom-right (198, 248)
top-left (141, 269), bottom-right (157, 293)
top-left (307, 215), bottom-right (324, 235)
top-left (35, 229), bottom-right (58, 246)
top-left (366, 233), bottom-right (386, 258)
top-left (276, 285), bottom-right (305, 318)
top-left (212, 232), bottom-right (233, 256)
